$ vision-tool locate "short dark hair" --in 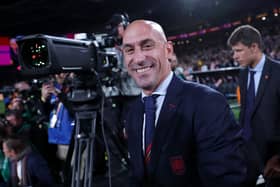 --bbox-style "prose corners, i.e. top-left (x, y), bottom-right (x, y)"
top-left (227, 25), bottom-right (263, 50)
top-left (3, 136), bottom-right (27, 154)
